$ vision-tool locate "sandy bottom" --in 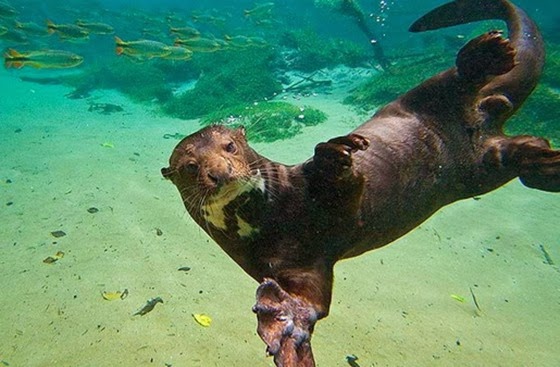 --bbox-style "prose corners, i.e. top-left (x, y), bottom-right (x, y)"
top-left (0, 70), bottom-right (559, 367)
